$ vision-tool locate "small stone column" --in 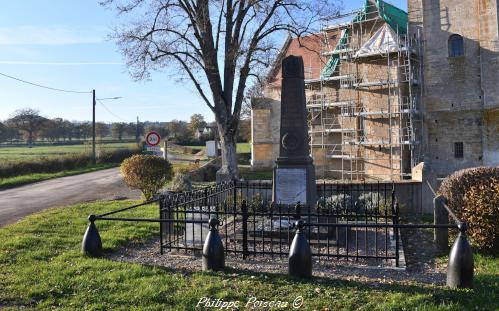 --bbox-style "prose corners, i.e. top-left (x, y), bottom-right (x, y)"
top-left (162, 140), bottom-right (168, 160)
top-left (434, 195), bottom-right (449, 254)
